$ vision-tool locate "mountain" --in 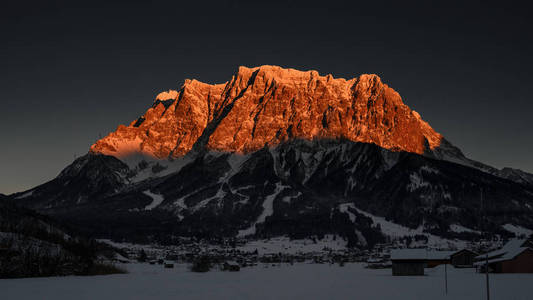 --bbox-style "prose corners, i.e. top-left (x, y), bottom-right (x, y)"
top-left (10, 65), bottom-right (533, 247)
top-left (90, 66), bottom-right (450, 162)
top-left (0, 199), bottom-right (124, 278)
